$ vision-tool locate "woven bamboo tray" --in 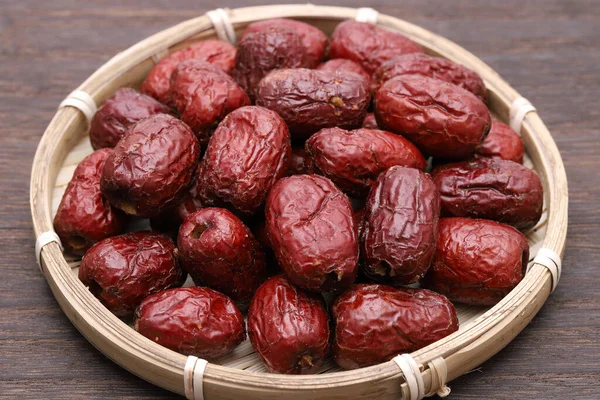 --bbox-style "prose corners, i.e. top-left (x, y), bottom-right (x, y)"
top-left (30, 4), bottom-right (568, 399)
